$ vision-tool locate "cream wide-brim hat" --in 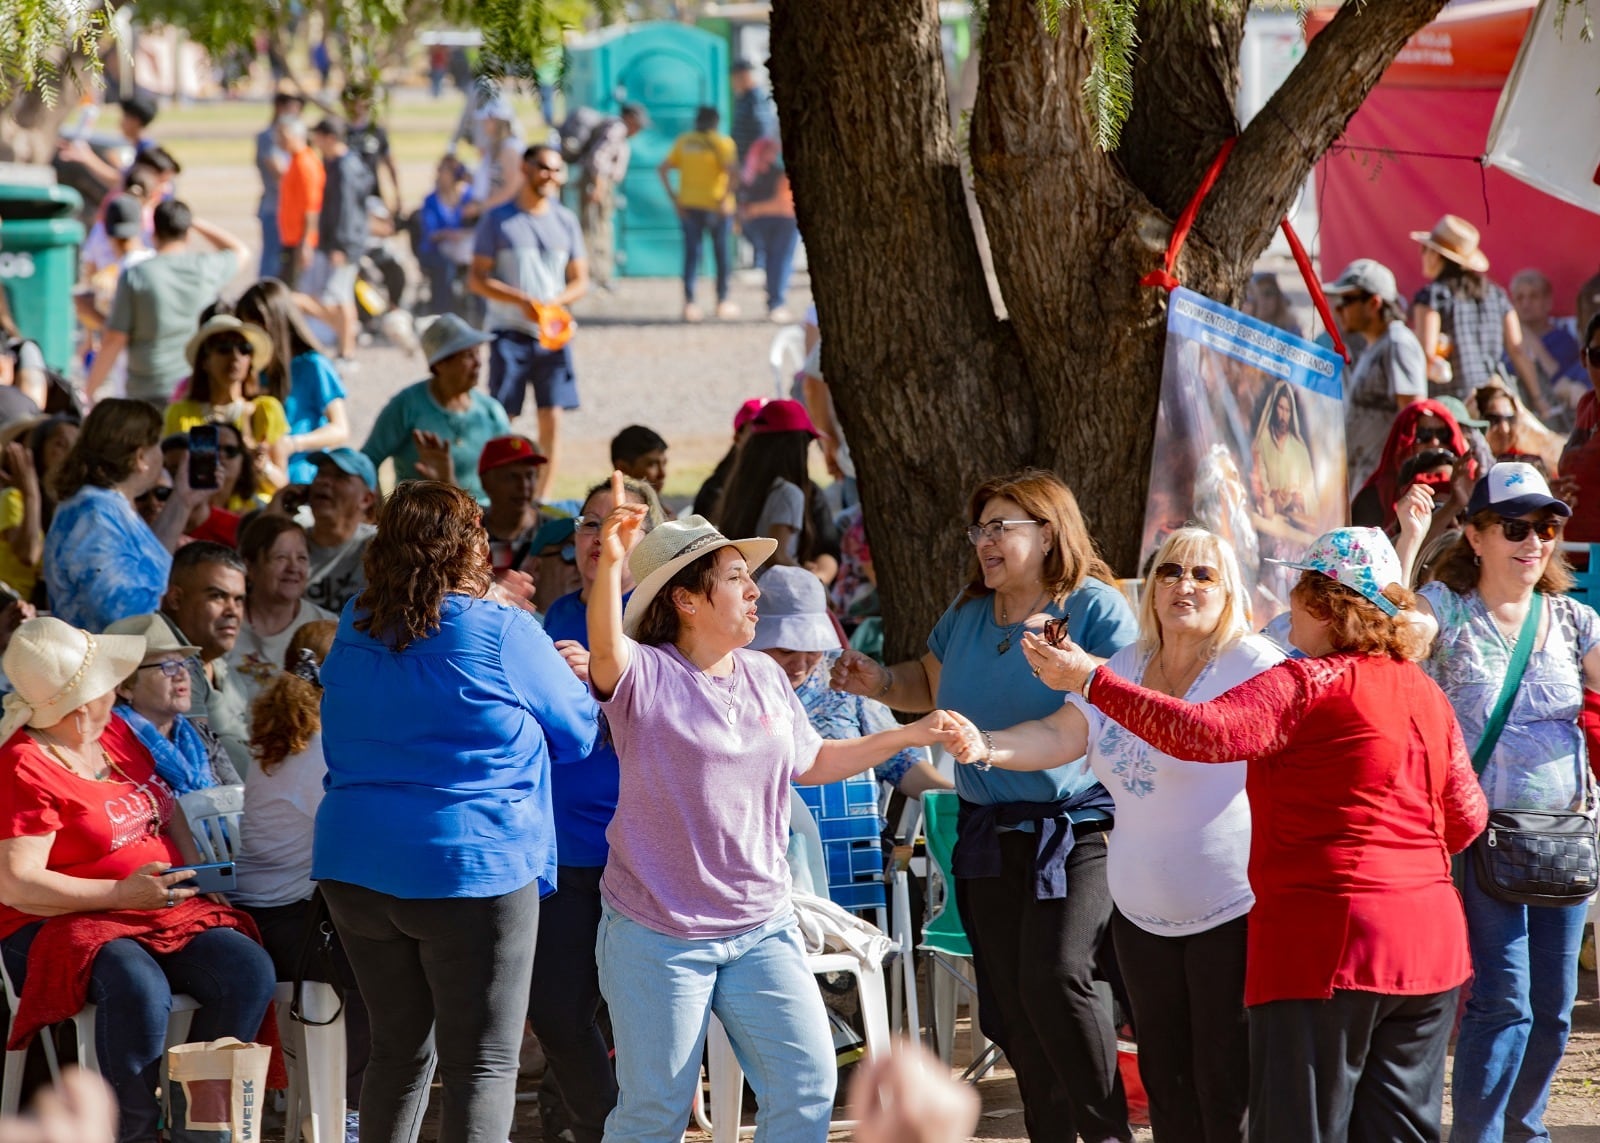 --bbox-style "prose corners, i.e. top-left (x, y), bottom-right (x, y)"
top-left (0, 617), bottom-right (145, 740)
top-left (183, 314), bottom-right (275, 371)
top-left (621, 515), bottom-right (778, 638)
top-left (1409, 213), bottom-right (1490, 274)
